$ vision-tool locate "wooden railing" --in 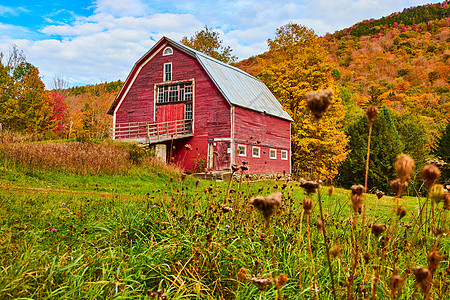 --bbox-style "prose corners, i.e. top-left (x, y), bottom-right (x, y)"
top-left (112, 119), bottom-right (193, 142)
